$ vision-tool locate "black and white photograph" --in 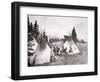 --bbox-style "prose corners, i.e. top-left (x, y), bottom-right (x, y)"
top-left (11, 2), bottom-right (97, 80)
top-left (27, 15), bottom-right (88, 67)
